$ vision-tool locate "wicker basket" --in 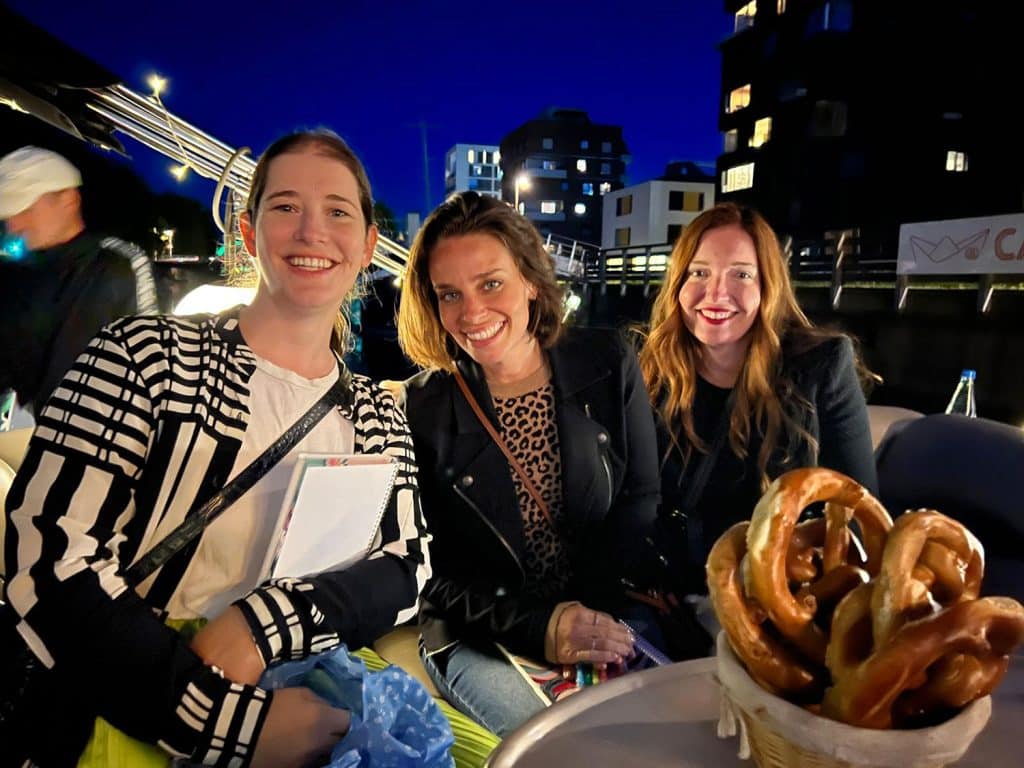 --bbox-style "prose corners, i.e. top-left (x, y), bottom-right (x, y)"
top-left (714, 633), bottom-right (991, 768)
